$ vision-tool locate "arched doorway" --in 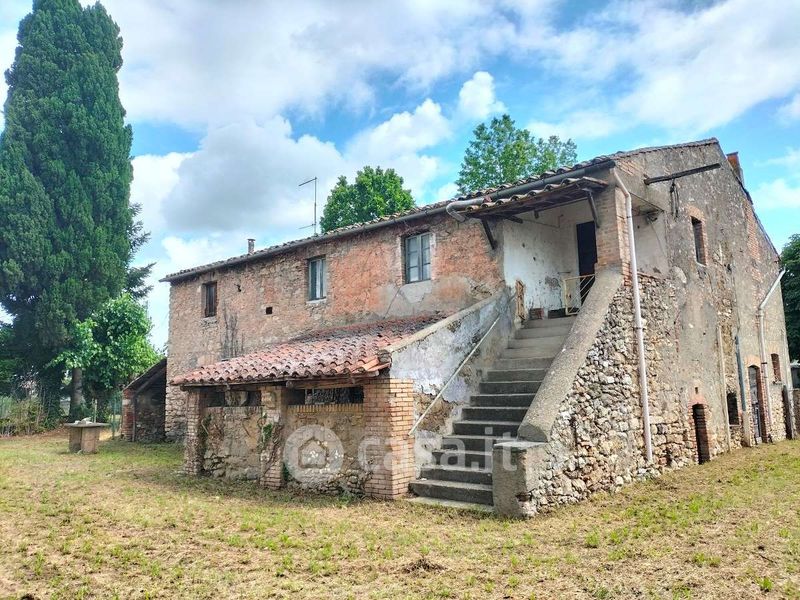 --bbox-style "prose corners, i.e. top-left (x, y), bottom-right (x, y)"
top-left (748, 365), bottom-right (767, 442)
top-left (692, 404), bottom-right (711, 464)
top-left (783, 385), bottom-right (794, 440)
